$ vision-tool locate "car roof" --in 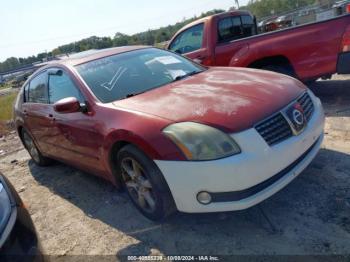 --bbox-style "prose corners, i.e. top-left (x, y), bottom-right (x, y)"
top-left (52, 45), bottom-right (151, 67)
top-left (175, 10), bottom-right (252, 34)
